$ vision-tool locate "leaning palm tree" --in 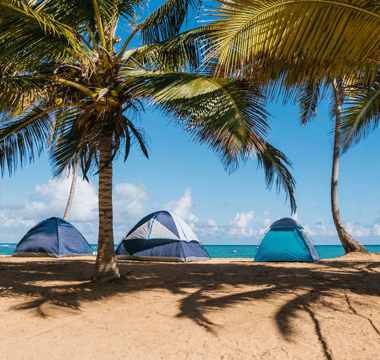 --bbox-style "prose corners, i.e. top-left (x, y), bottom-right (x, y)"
top-left (0, 0), bottom-right (296, 281)
top-left (330, 80), bottom-right (369, 253)
top-left (202, 0), bottom-right (379, 253)
top-left (297, 79), bottom-right (369, 253)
